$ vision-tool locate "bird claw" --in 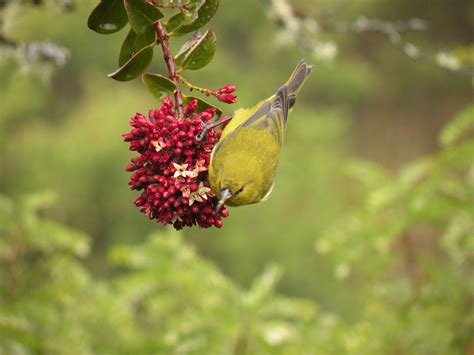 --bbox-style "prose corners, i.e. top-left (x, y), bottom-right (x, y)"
top-left (195, 128), bottom-right (207, 142)
top-left (195, 115), bottom-right (233, 143)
